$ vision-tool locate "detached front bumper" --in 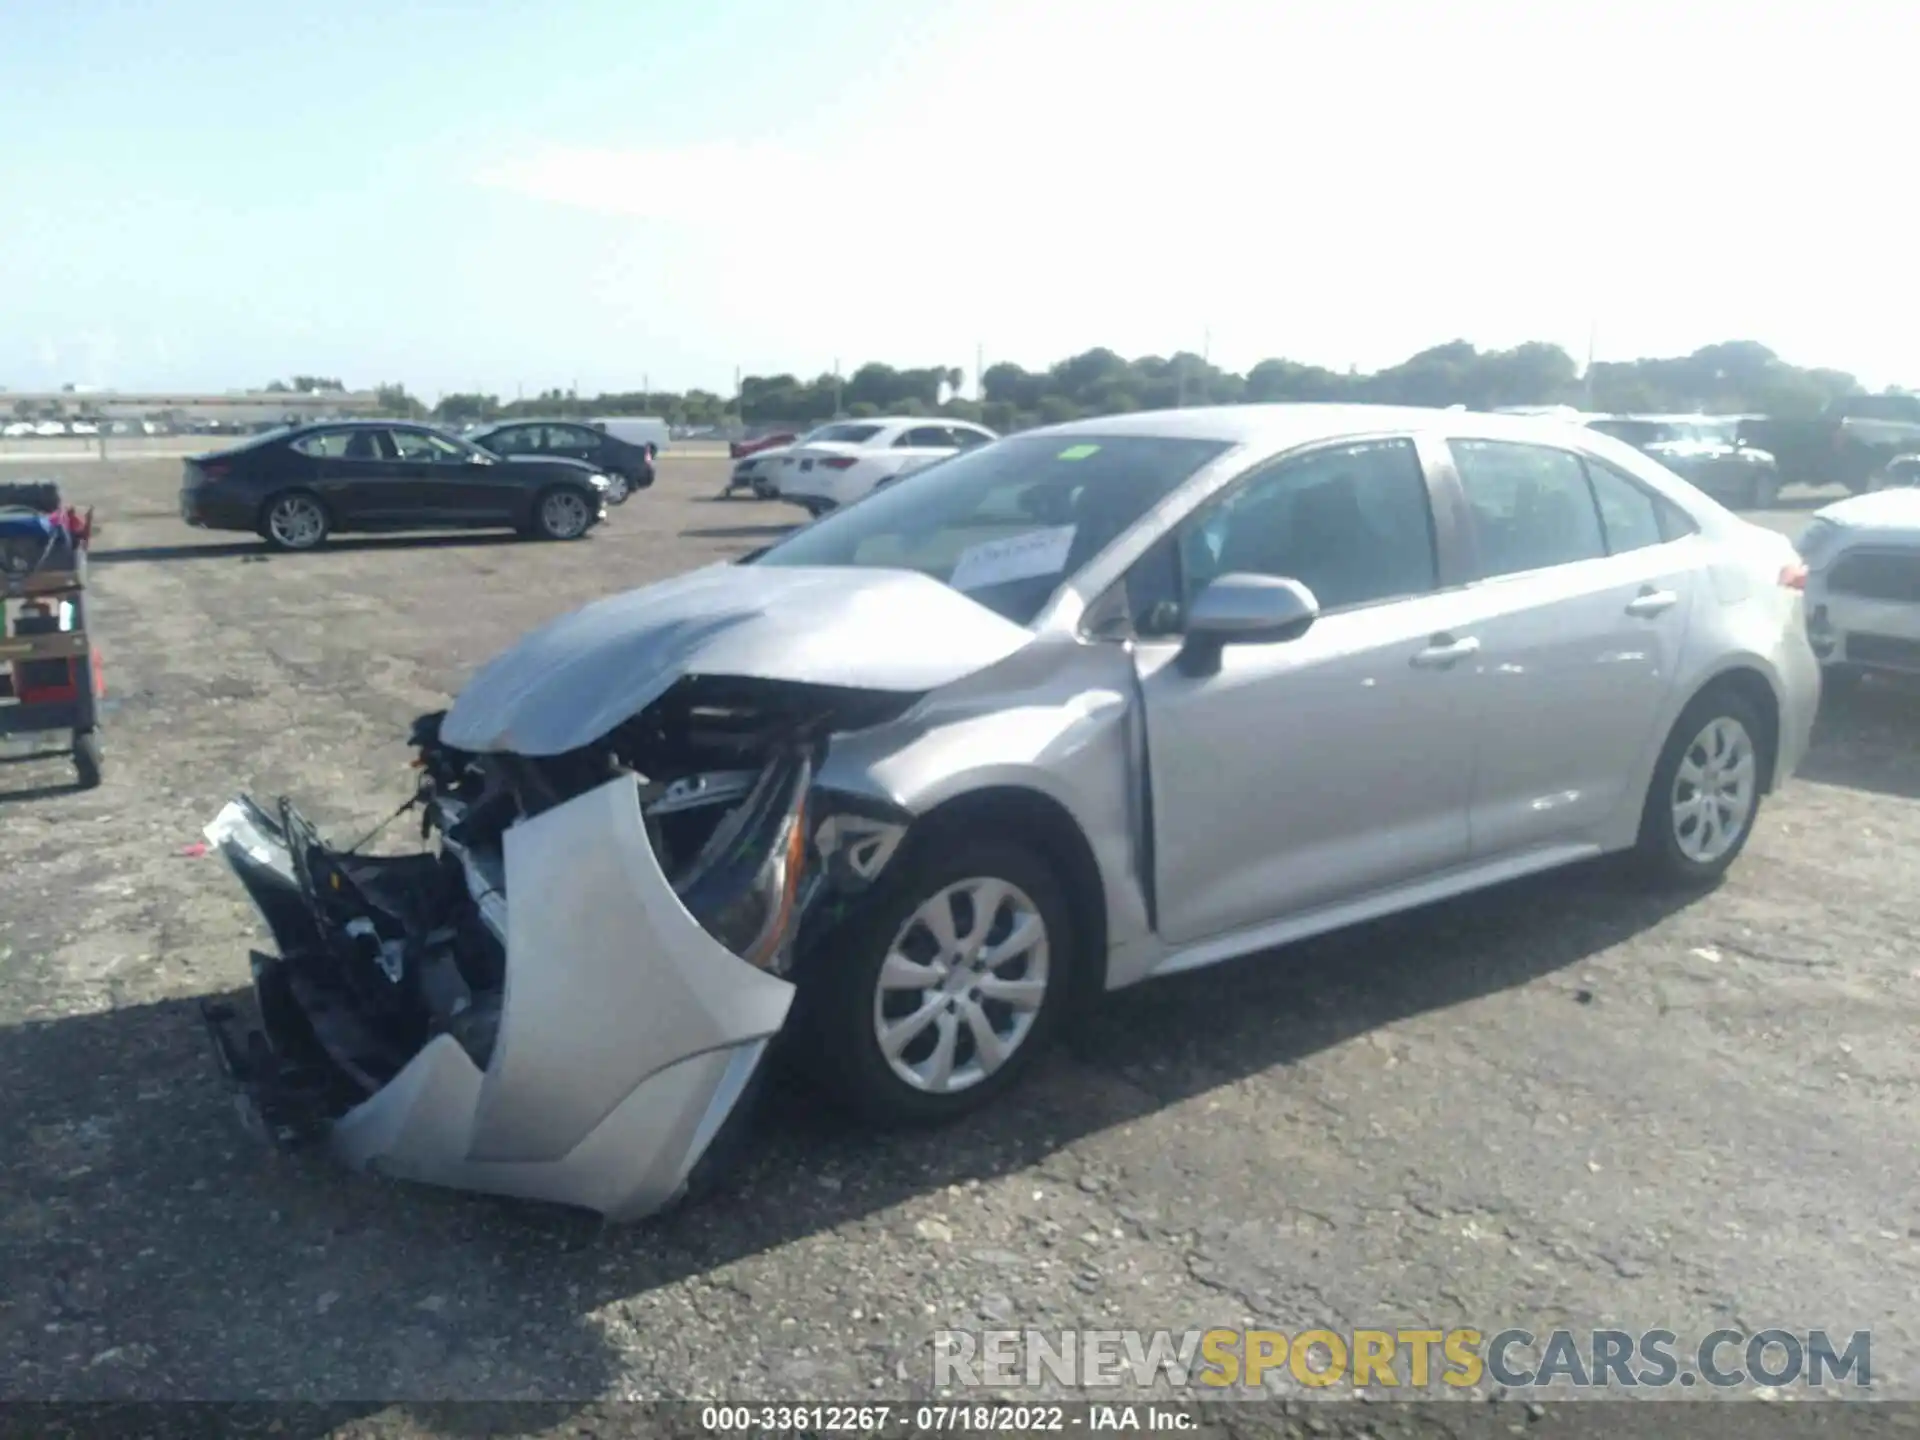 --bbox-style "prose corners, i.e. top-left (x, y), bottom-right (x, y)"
top-left (201, 772), bottom-right (798, 1221)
